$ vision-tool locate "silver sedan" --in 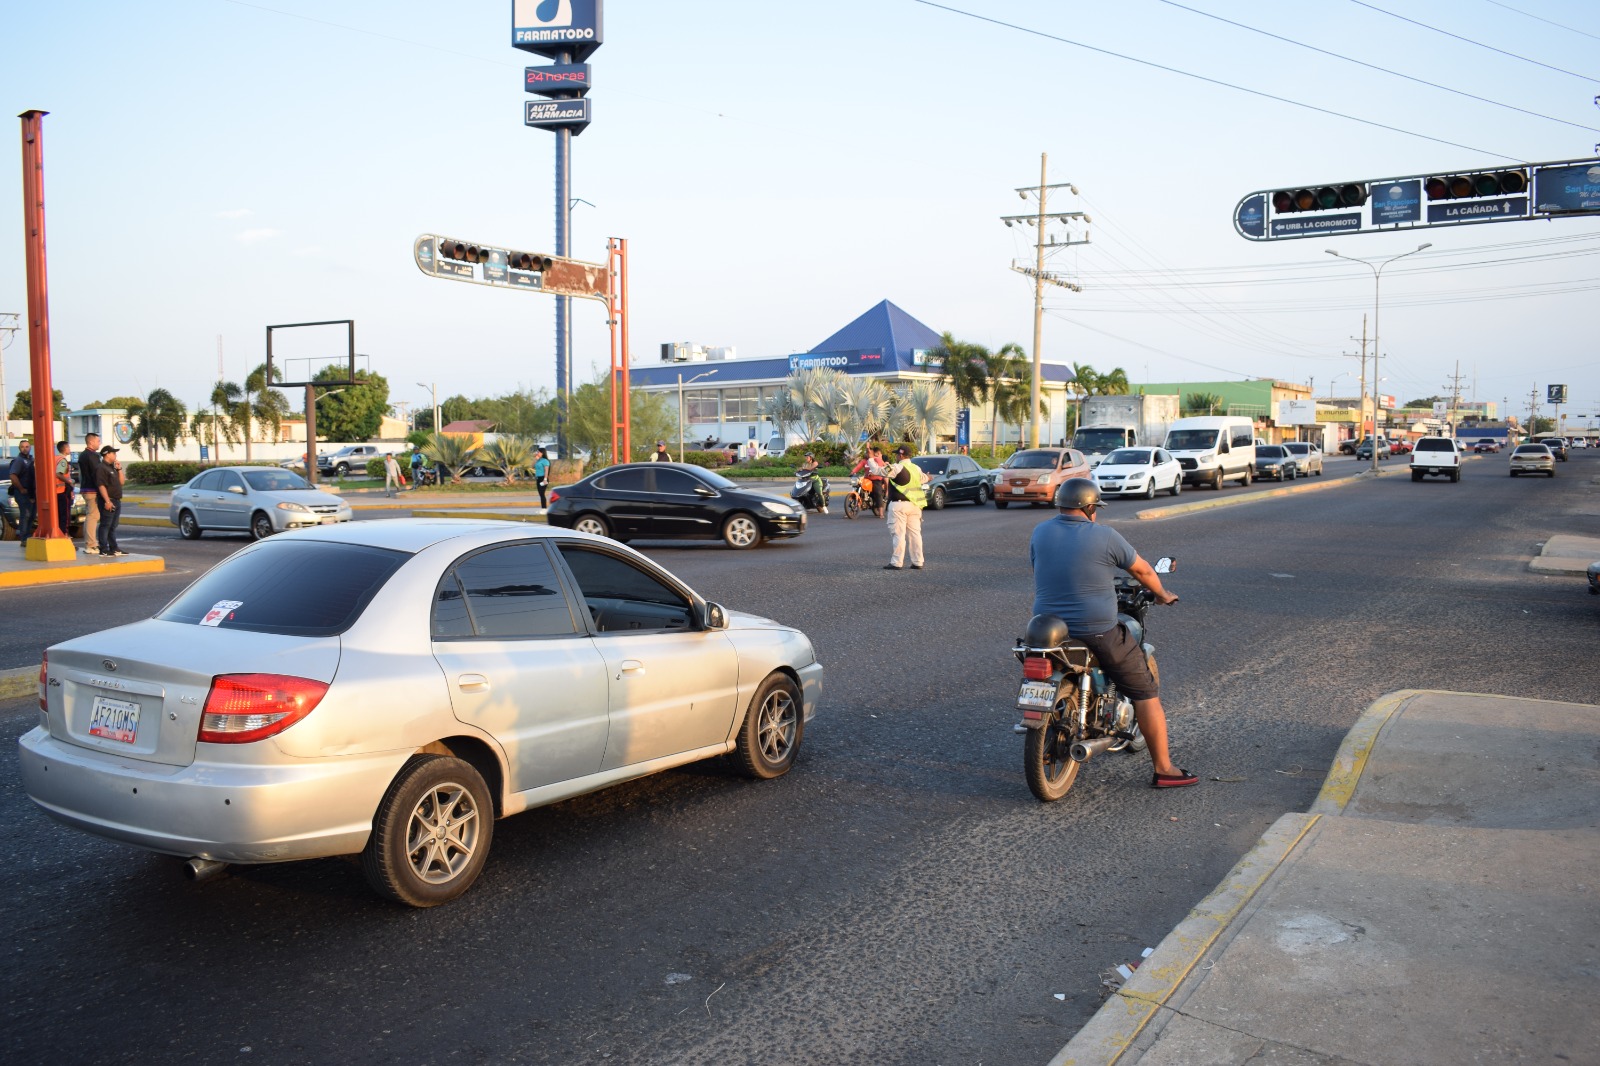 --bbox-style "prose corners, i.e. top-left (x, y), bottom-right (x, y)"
top-left (1283, 442), bottom-right (1325, 476)
top-left (169, 466), bottom-right (354, 540)
top-left (18, 520), bottom-right (823, 906)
